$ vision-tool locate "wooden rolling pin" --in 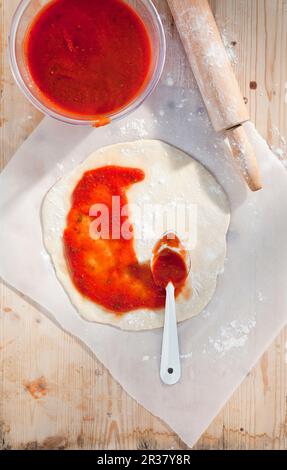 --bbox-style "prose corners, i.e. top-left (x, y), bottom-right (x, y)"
top-left (167, 0), bottom-right (262, 191)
